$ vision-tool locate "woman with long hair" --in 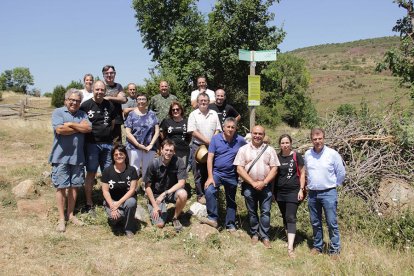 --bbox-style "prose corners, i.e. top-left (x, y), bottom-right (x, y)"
top-left (274, 134), bottom-right (306, 258)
